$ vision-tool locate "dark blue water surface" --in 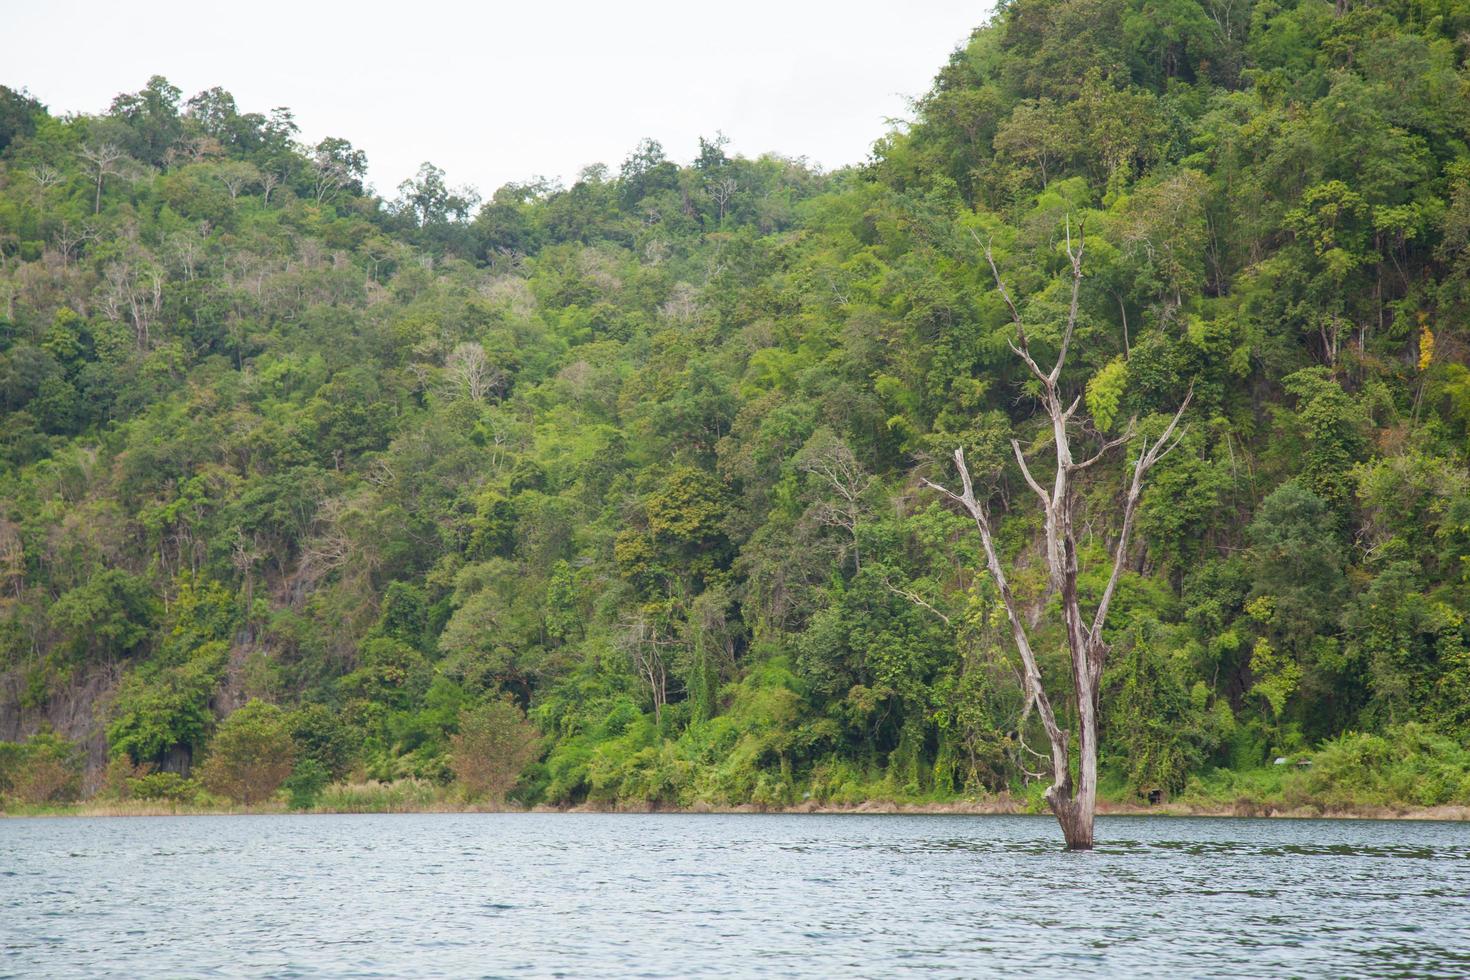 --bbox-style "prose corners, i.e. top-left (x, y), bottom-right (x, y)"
top-left (2, 813), bottom-right (1467, 977)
